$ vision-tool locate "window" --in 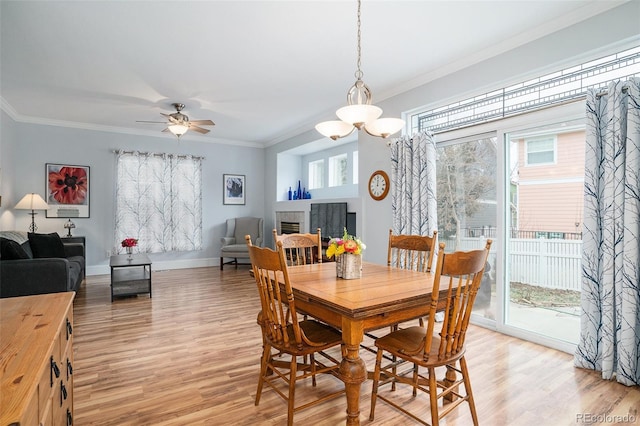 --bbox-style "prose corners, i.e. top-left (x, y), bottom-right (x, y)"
top-left (114, 151), bottom-right (203, 253)
top-left (308, 159), bottom-right (324, 189)
top-left (328, 153), bottom-right (347, 187)
top-left (412, 46), bottom-right (640, 134)
top-left (526, 136), bottom-right (555, 165)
